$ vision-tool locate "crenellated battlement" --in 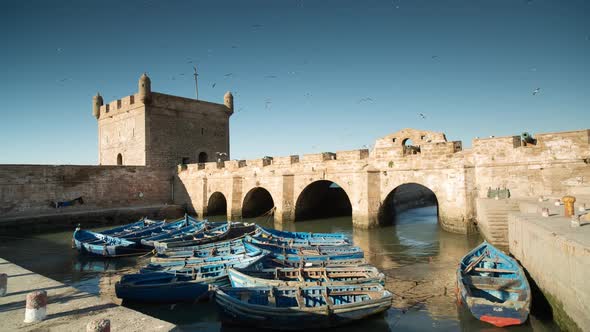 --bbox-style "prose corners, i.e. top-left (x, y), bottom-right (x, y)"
top-left (98, 94), bottom-right (141, 120)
